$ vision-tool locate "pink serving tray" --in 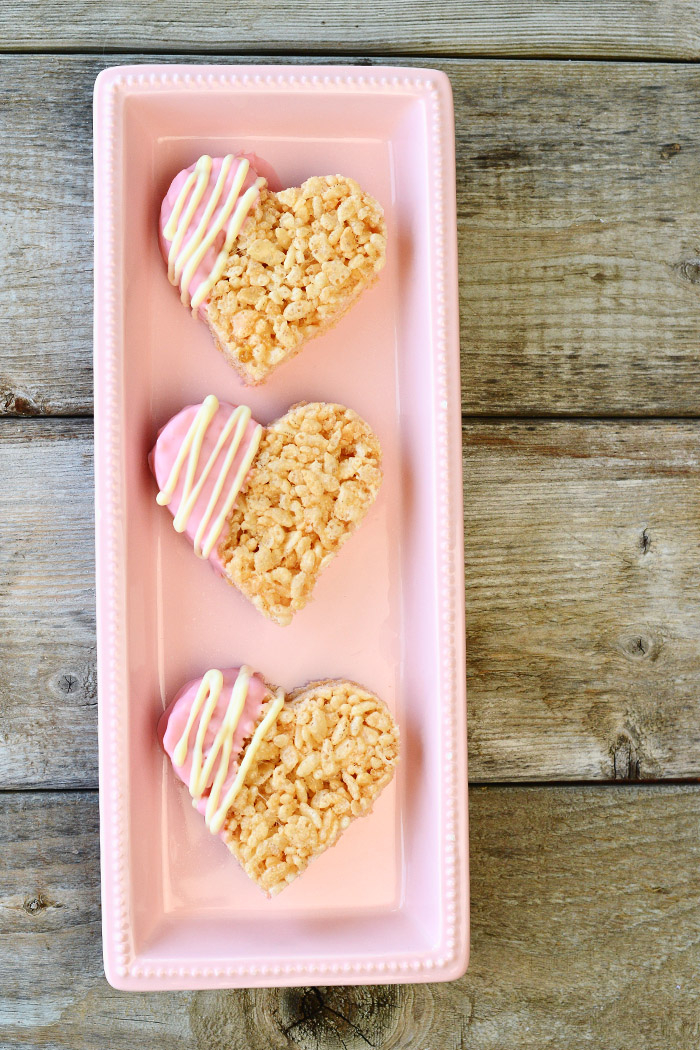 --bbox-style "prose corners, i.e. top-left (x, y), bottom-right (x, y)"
top-left (94, 63), bottom-right (468, 990)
